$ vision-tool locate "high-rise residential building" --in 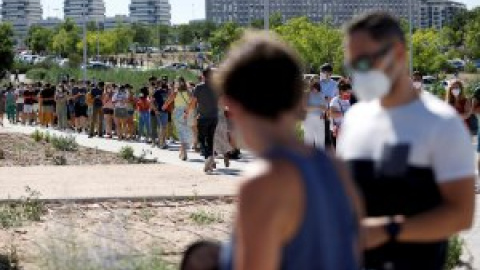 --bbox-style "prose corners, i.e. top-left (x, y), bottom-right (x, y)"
top-left (64, 0), bottom-right (106, 24)
top-left (1, 0), bottom-right (42, 43)
top-left (104, 15), bottom-right (132, 30)
top-left (37, 17), bottom-right (63, 29)
top-left (420, 0), bottom-right (466, 29)
top-left (129, 0), bottom-right (171, 25)
top-left (206, 0), bottom-right (423, 27)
